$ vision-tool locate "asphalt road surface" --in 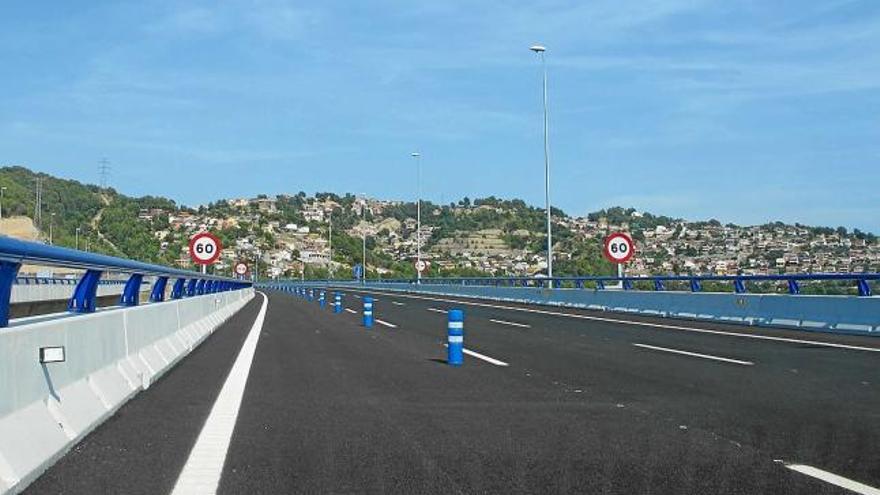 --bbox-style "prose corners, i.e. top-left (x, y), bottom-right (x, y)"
top-left (25, 288), bottom-right (880, 494)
